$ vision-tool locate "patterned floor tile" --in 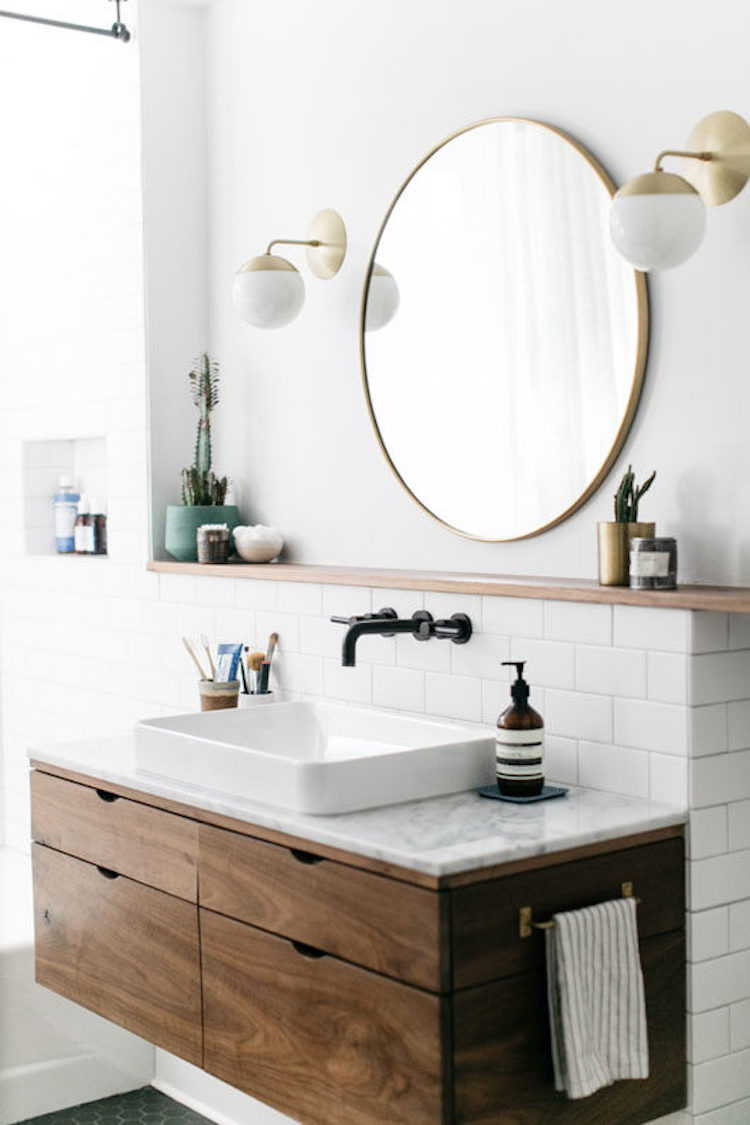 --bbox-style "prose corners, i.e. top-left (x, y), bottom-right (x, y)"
top-left (17, 1086), bottom-right (214, 1124)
